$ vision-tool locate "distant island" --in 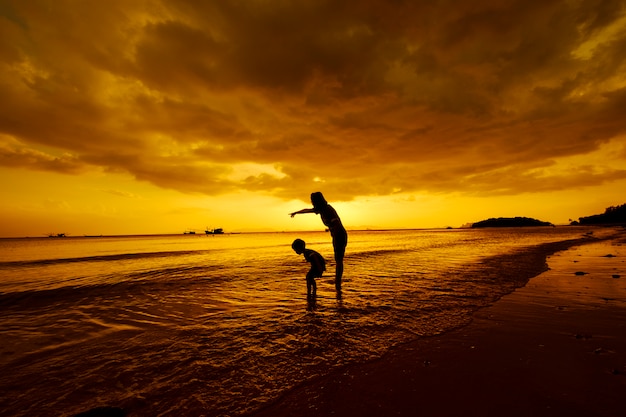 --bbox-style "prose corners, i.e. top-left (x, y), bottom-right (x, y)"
top-left (471, 217), bottom-right (553, 228)
top-left (574, 203), bottom-right (626, 225)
